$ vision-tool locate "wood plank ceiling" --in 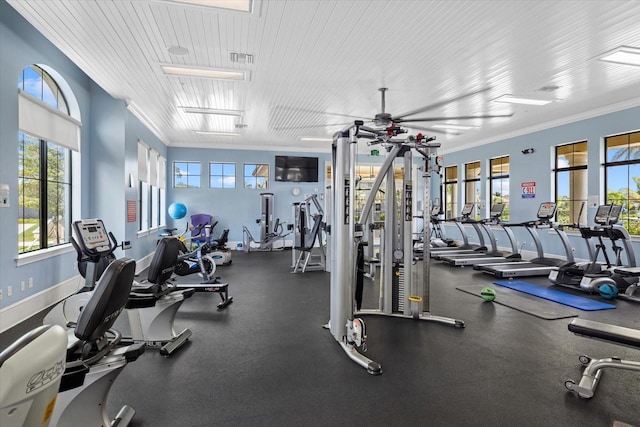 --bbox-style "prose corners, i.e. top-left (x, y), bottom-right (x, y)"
top-left (8, 0), bottom-right (640, 153)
